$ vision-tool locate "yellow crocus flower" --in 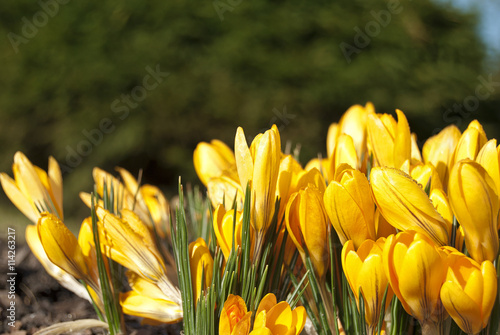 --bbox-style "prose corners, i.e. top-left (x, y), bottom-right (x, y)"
top-left (448, 159), bottom-right (499, 262)
top-left (219, 294), bottom-right (252, 335)
top-left (251, 293), bottom-right (306, 335)
top-left (235, 125), bottom-right (281, 234)
top-left (194, 139), bottom-right (238, 186)
top-left (1, 151), bottom-right (63, 223)
top-left (96, 206), bottom-right (181, 303)
top-left (337, 103), bottom-right (373, 163)
top-left (207, 175), bottom-right (244, 211)
top-left (213, 204), bottom-right (244, 260)
top-left (370, 167), bottom-right (449, 246)
top-left (327, 123), bottom-right (339, 158)
top-left (366, 109), bottom-right (411, 171)
top-left (285, 186), bottom-right (329, 278)
top-left (324, 168), bottom-right (376, 247)
top-left (188, 238), bottom-right (213, 301)
top-left (383, 231), bottom-right (448, 330)
top-left (476, 139), bottom-right (500, 209)
top-left (330, 134), bottom-right (359, 175)
top-left (440, 252), bottom-right (497, 335)
top-left (449, 120), bottom-right (487, 170)
top-left (342, 238), bottom-right (393, 333)
top-left (422, 125), bottom-right (461, 190)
